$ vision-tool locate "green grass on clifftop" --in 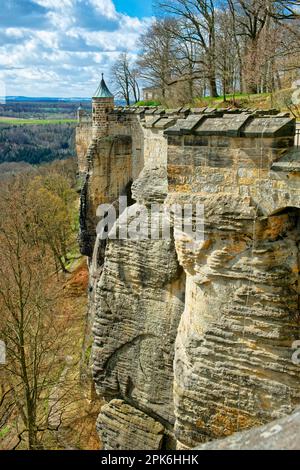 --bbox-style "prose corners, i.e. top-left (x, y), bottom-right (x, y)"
top-left (193, 92), bottom-right (271, 109)
top-left (135, 93), bottom-right (272, 110)
top-left (135, 100), bottom-right (162, 107)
